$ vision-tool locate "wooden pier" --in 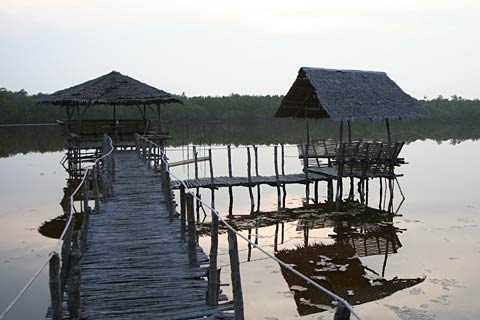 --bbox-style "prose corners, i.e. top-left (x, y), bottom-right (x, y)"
top-left (78, 151), bottom-right (233, 319)
top-left (171, 172), bottom-right (327, 189)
